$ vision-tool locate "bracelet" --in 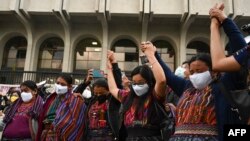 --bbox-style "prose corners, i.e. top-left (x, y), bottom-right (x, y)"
top-left (151, 61), bottom-right (157, 66)
top-left (150, 61), bottom-right (157, 68)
